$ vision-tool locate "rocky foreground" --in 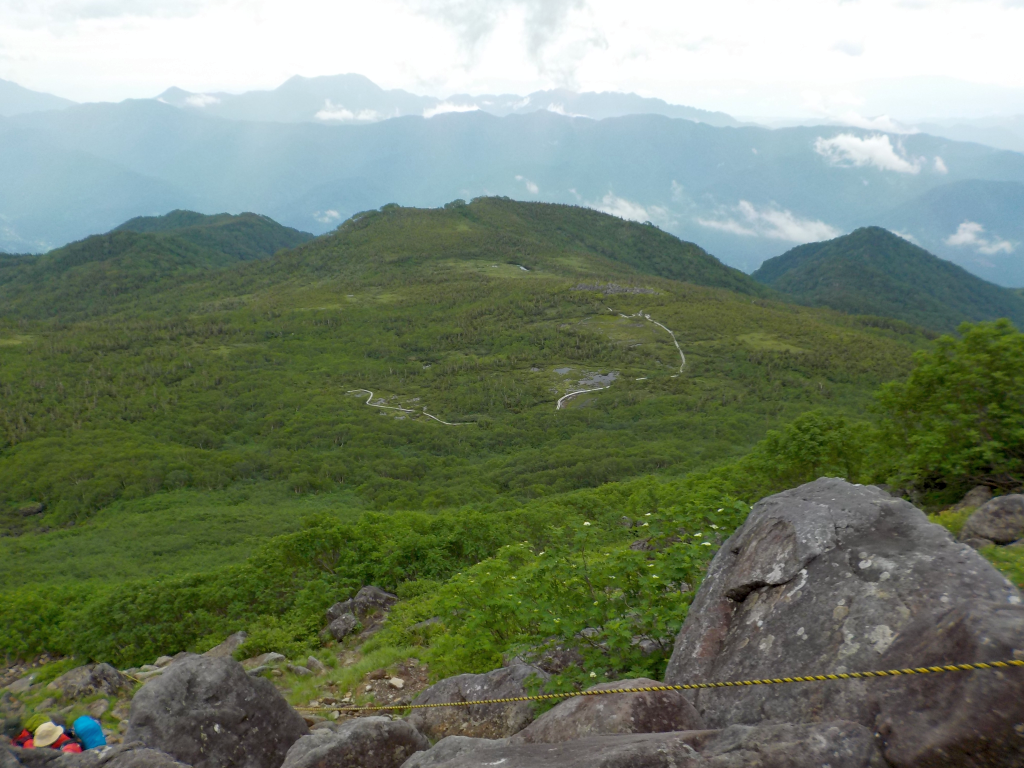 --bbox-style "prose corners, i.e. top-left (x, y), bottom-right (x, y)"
top-left (3, 479), bottom-right (1023, 768)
